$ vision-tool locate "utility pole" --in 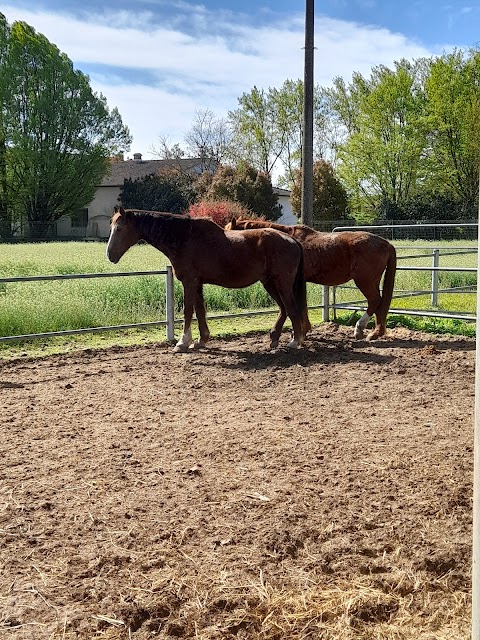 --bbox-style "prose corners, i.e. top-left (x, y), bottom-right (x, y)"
top-left (301, 0), bottom-right (314, 226)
